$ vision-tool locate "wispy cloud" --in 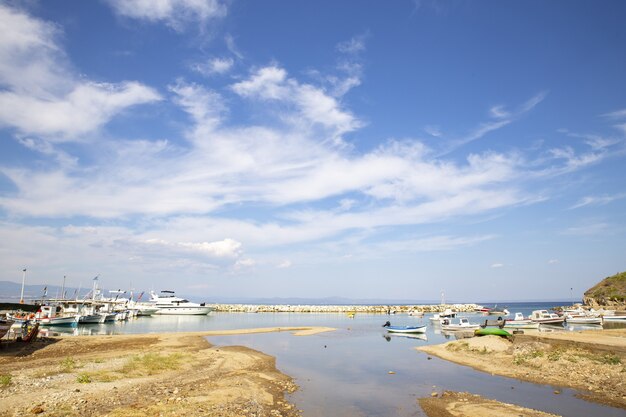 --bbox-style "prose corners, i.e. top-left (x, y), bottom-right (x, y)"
top-left (440, 91), bottom-right (548, 153)
top-left (192, 57), bottom-right (234, 76)
top-left (570, 194), bottom-right (626, 209)
top-left (491, 263), bottom-right (504, 268)
top-left (106, 0), bottom-right (227, 31)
